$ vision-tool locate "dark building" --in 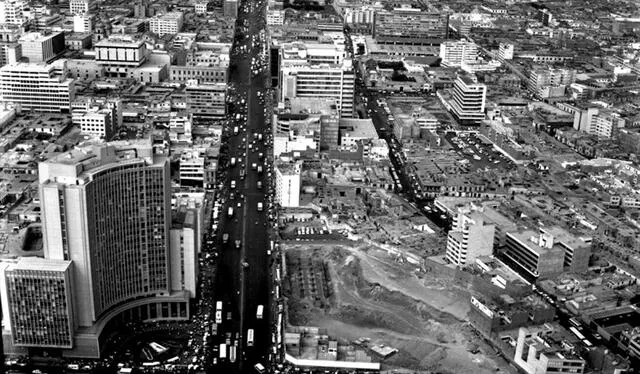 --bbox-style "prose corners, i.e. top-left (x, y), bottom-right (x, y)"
top-left (373, 9), bottom-right (449, 45)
